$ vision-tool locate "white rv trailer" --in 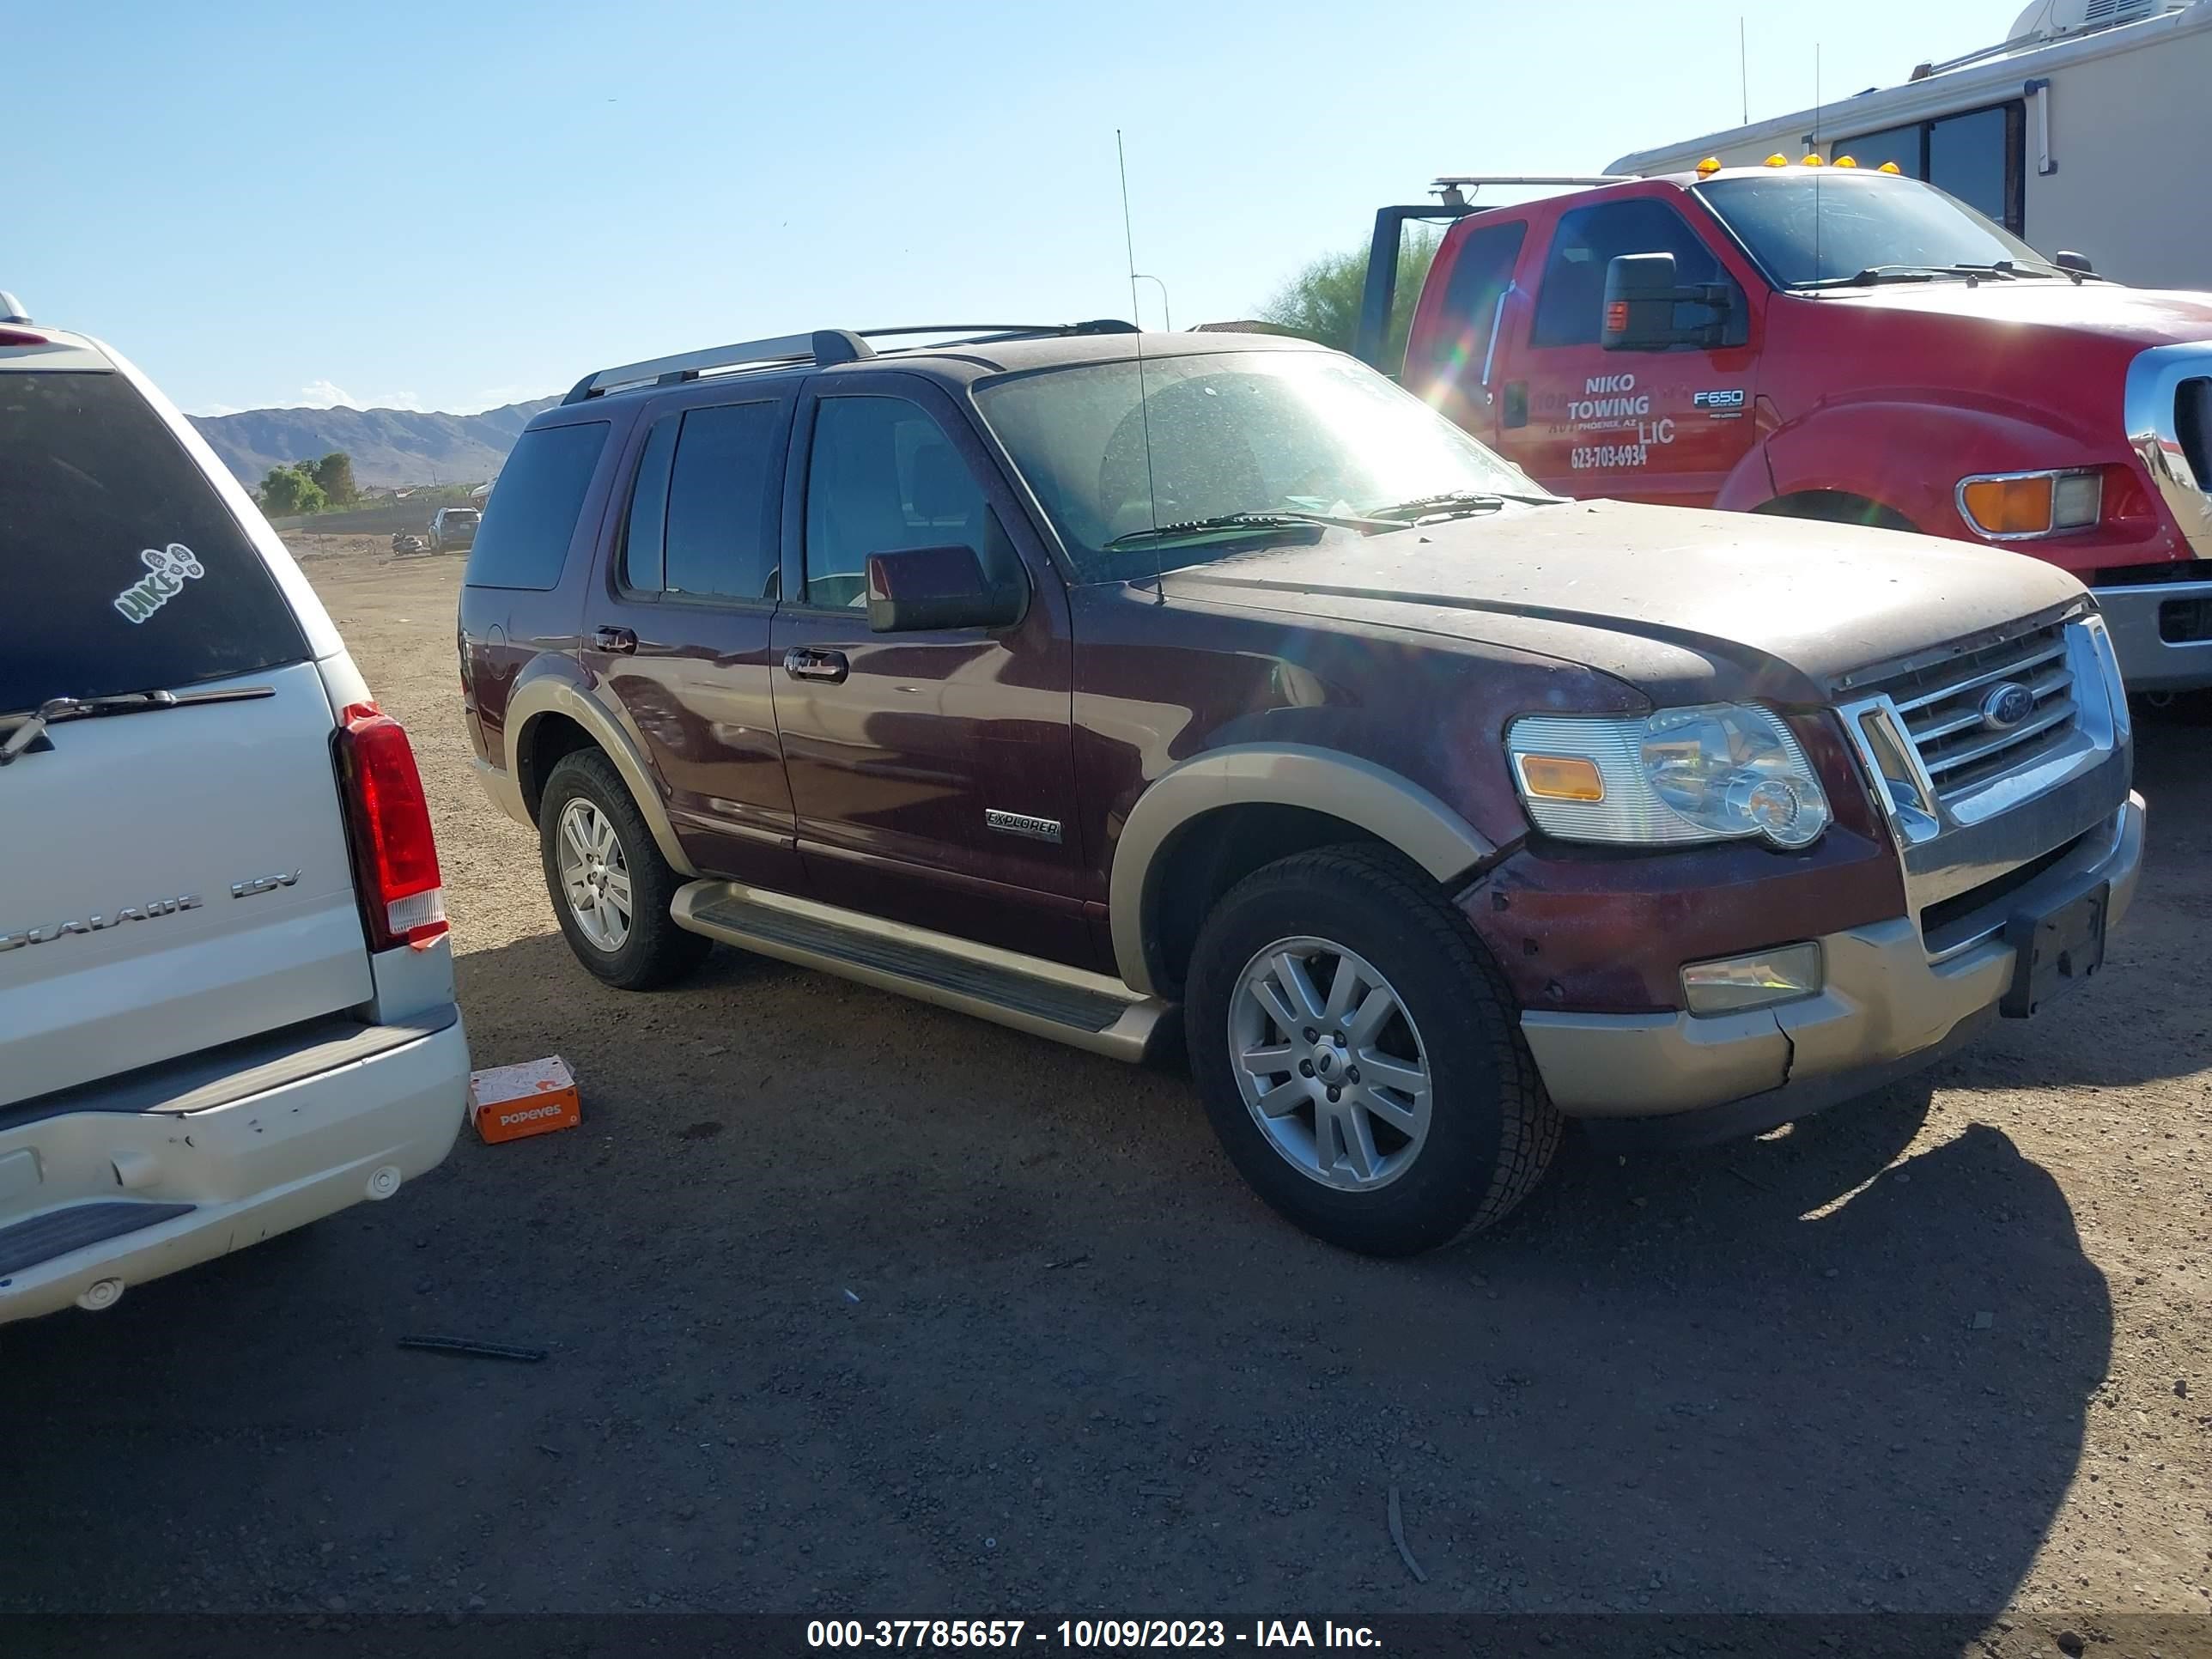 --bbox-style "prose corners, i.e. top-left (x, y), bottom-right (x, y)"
top-left (1611, 0), bottom-right (2212, 288)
